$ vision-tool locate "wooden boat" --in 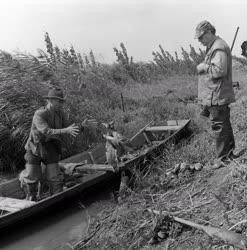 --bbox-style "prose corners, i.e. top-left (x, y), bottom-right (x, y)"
top-left (0, 119), bottom-right (190, 230)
